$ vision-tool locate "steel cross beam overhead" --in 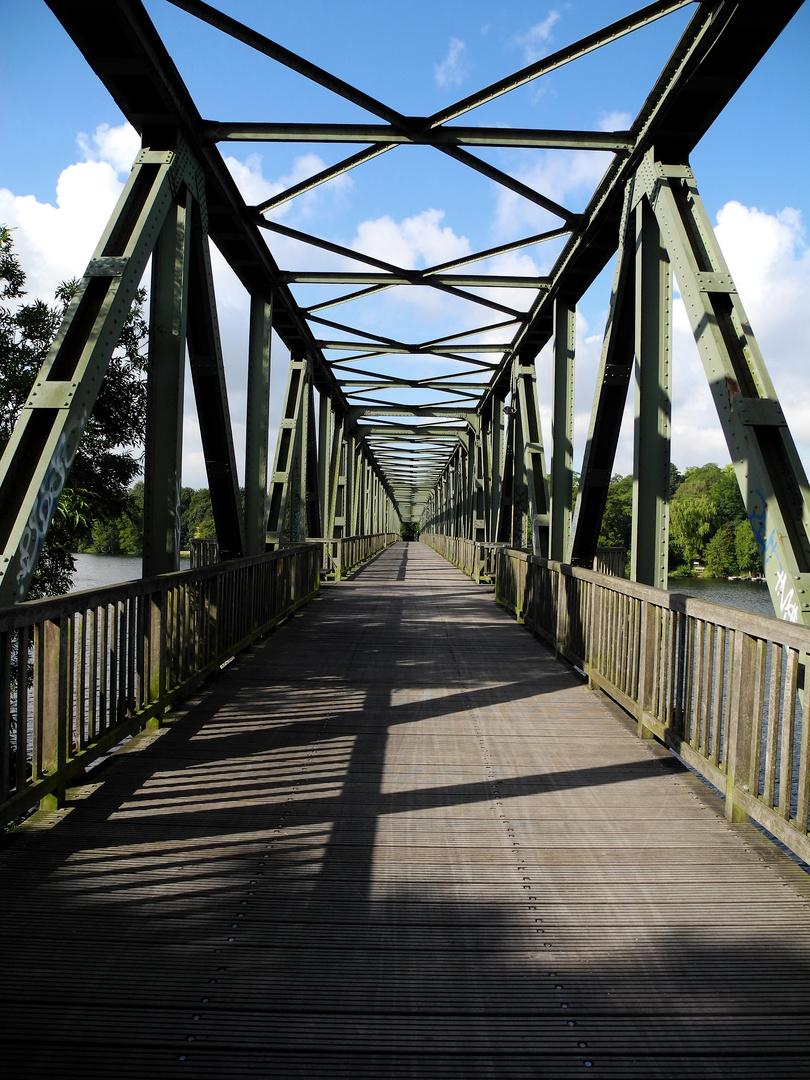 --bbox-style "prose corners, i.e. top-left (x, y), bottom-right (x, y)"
top-left (0, 0), bottom-right (805, 612)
